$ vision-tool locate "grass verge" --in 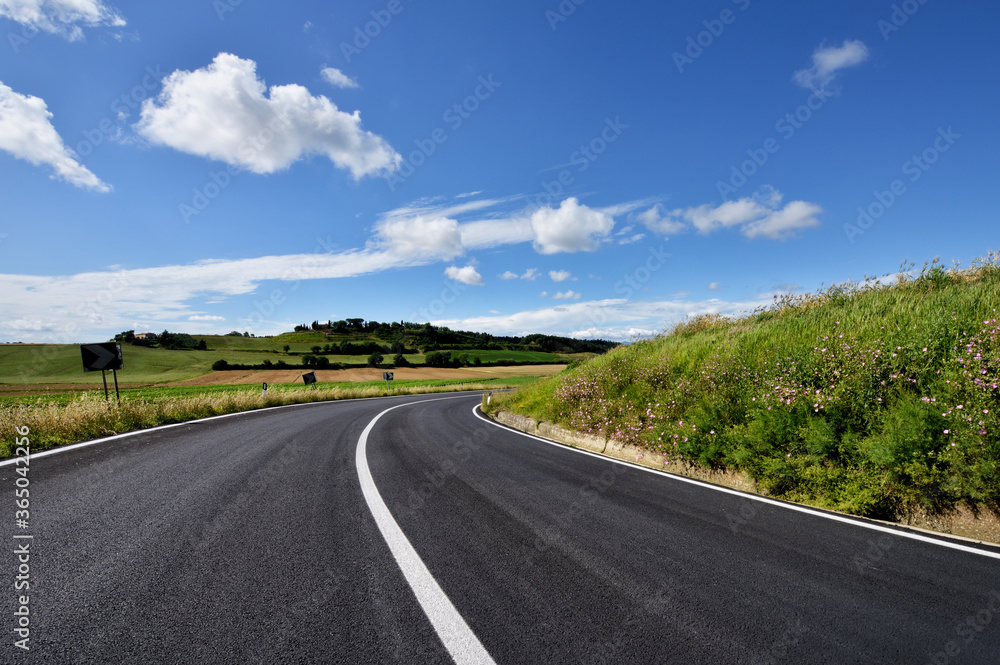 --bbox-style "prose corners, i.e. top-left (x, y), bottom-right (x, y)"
top-left (485, 255), bottom-right (1000, 523)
